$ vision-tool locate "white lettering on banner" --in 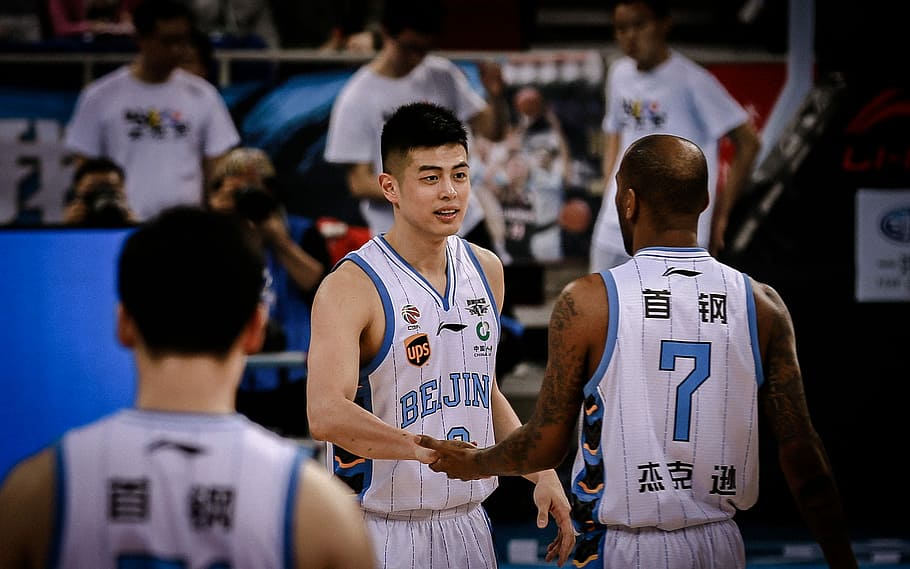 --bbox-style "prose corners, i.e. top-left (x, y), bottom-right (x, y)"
top-left (0, 119), bottom-right (73, 224)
